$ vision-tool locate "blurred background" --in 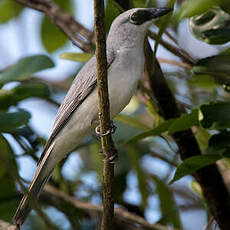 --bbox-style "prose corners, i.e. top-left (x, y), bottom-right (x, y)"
top-left (1, 0), bottom-right (230, 229)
